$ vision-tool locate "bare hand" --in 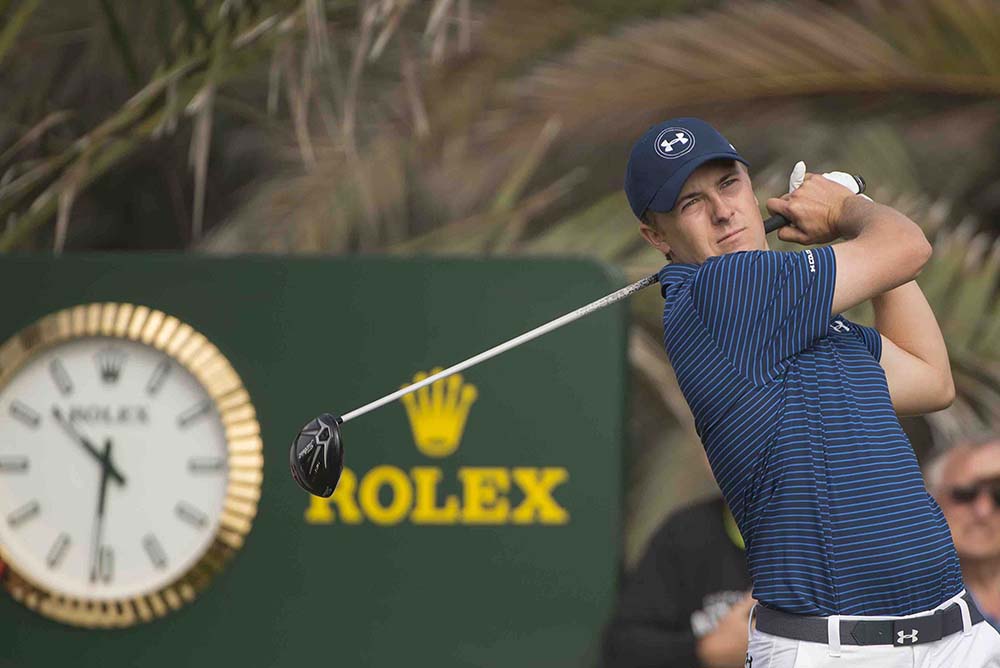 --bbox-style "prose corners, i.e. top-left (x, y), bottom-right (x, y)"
top-left (695, 593), bottom-right (756, 668)
top-left (766, 172), bottom-right (857, 246)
